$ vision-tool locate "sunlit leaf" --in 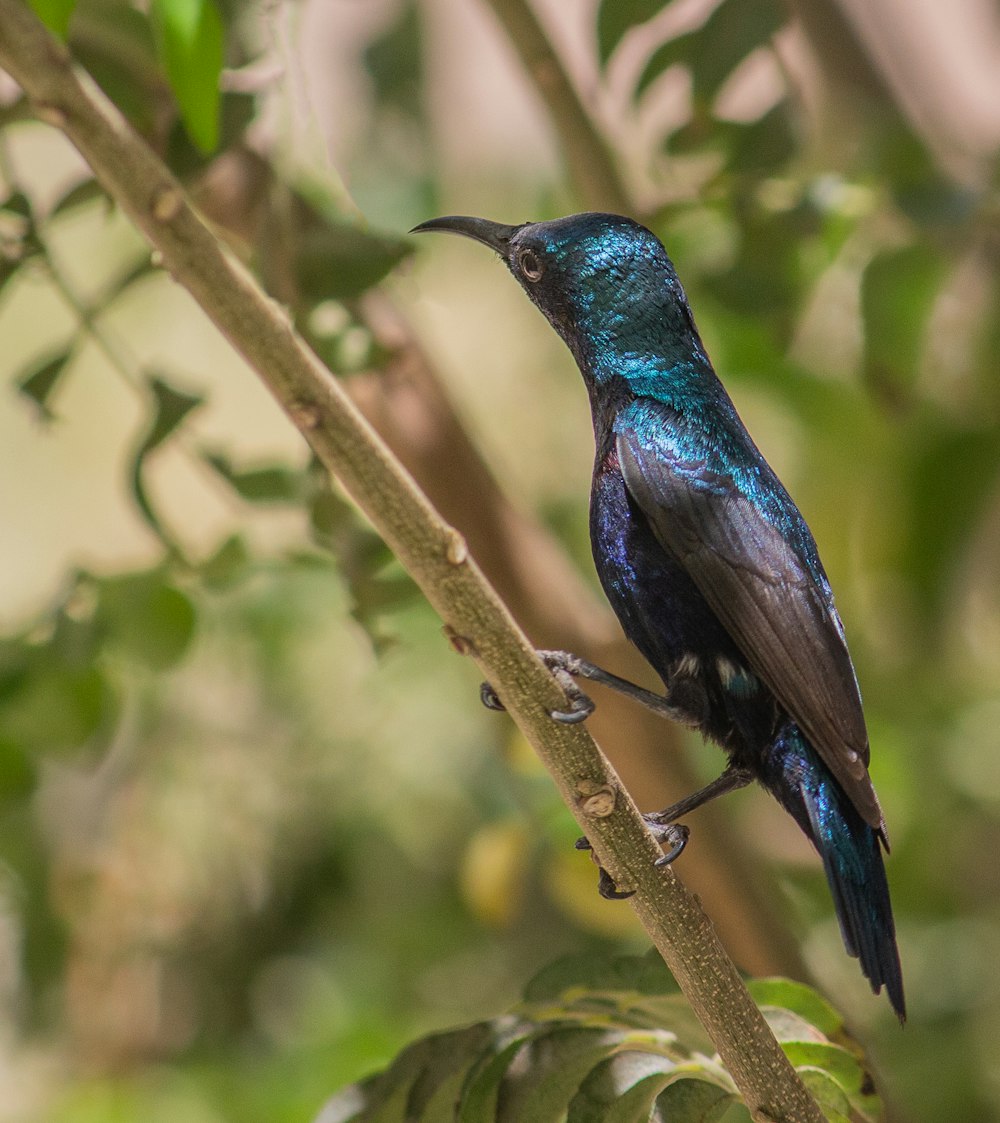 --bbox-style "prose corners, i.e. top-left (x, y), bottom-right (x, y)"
top-left (747, 978), bottom-right (842, 1038)
top-left (149, 0), bottom-right (224, 153)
